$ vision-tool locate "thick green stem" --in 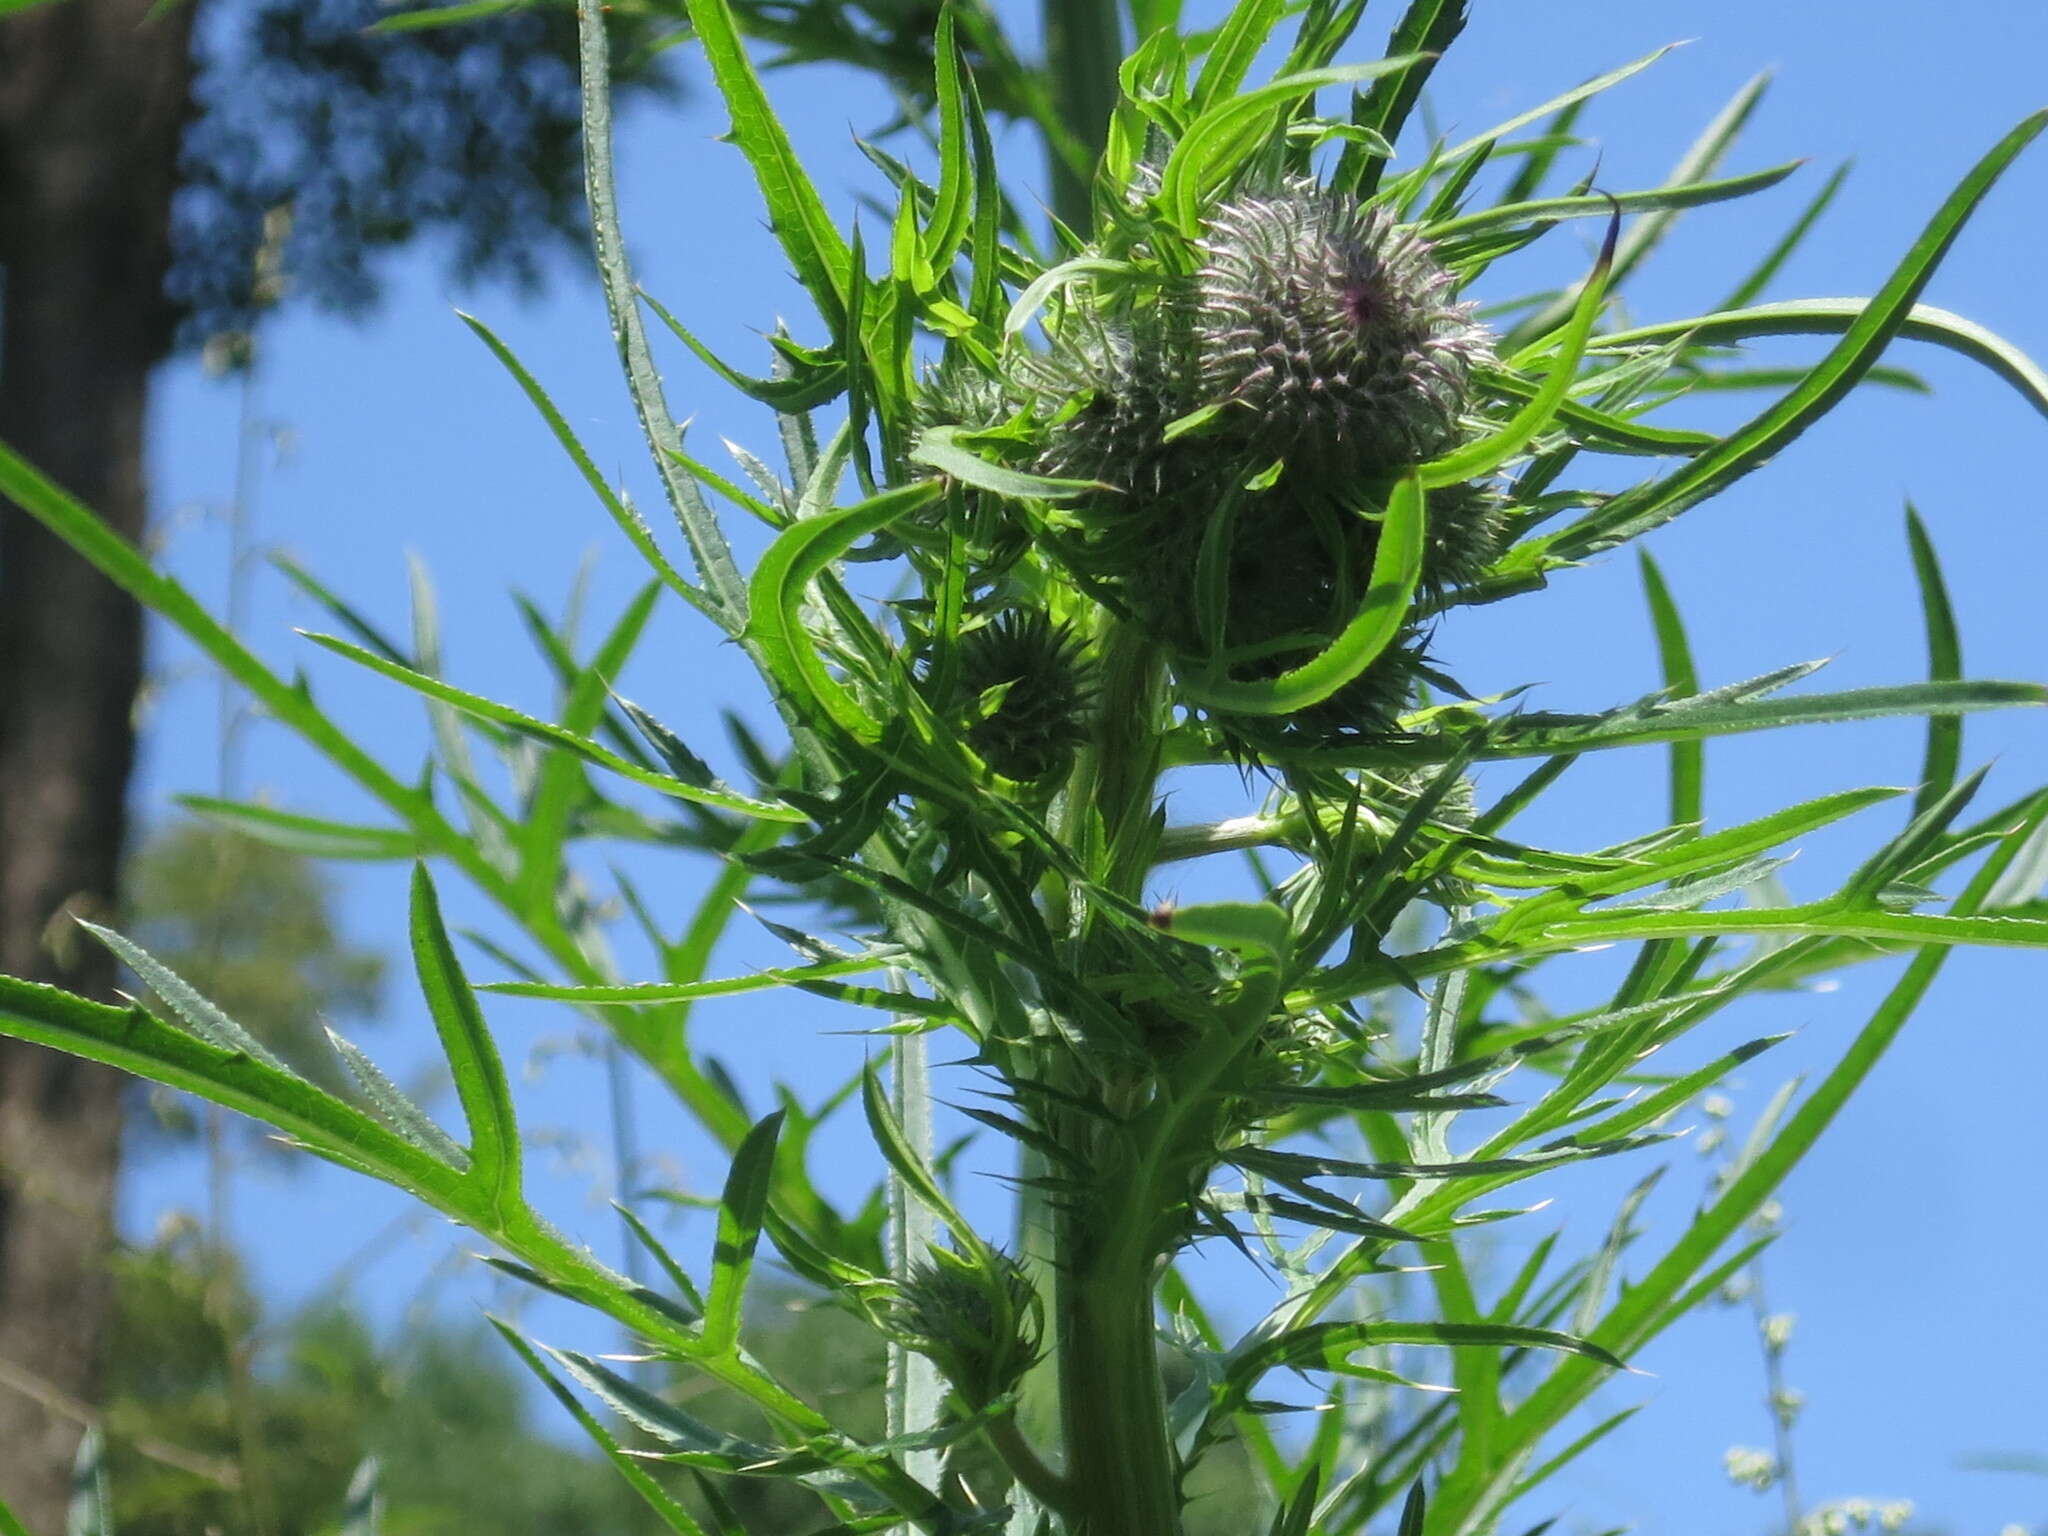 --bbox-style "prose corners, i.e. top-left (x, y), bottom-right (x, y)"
top-left (1057, 1238), bottom-right (1181, 1535)
top-left (1039, 615), bottom-right (1182, 1533)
